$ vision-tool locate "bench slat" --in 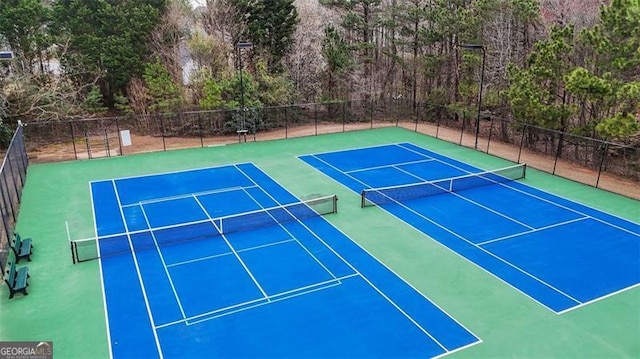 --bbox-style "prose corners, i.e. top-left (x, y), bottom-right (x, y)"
top-left (12, 233), bottom-right (33, 263)
top-left (4, 262), bottom-right (29, 299)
